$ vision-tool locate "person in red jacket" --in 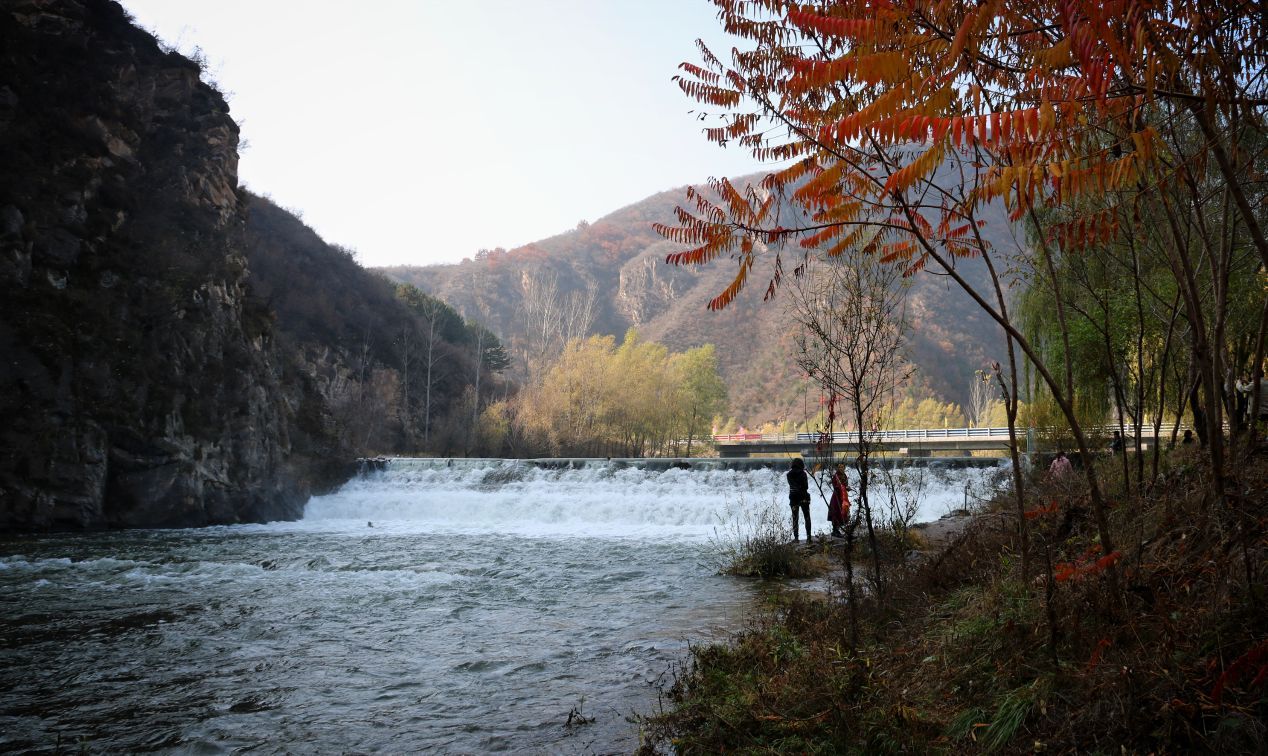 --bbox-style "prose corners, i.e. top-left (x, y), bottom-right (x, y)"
top-left (828, 462), bottom-right (850, 538)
